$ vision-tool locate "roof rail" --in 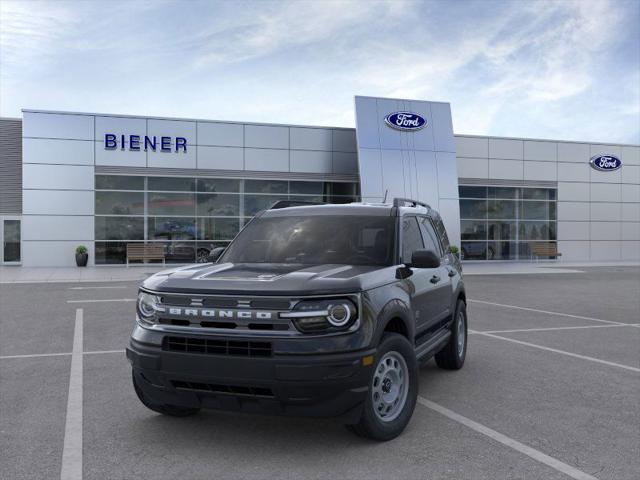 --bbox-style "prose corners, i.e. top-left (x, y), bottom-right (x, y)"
top-left (269, 200), bottom-right (324, 210)
top-left (392, 197), bottom-right (431, 209)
